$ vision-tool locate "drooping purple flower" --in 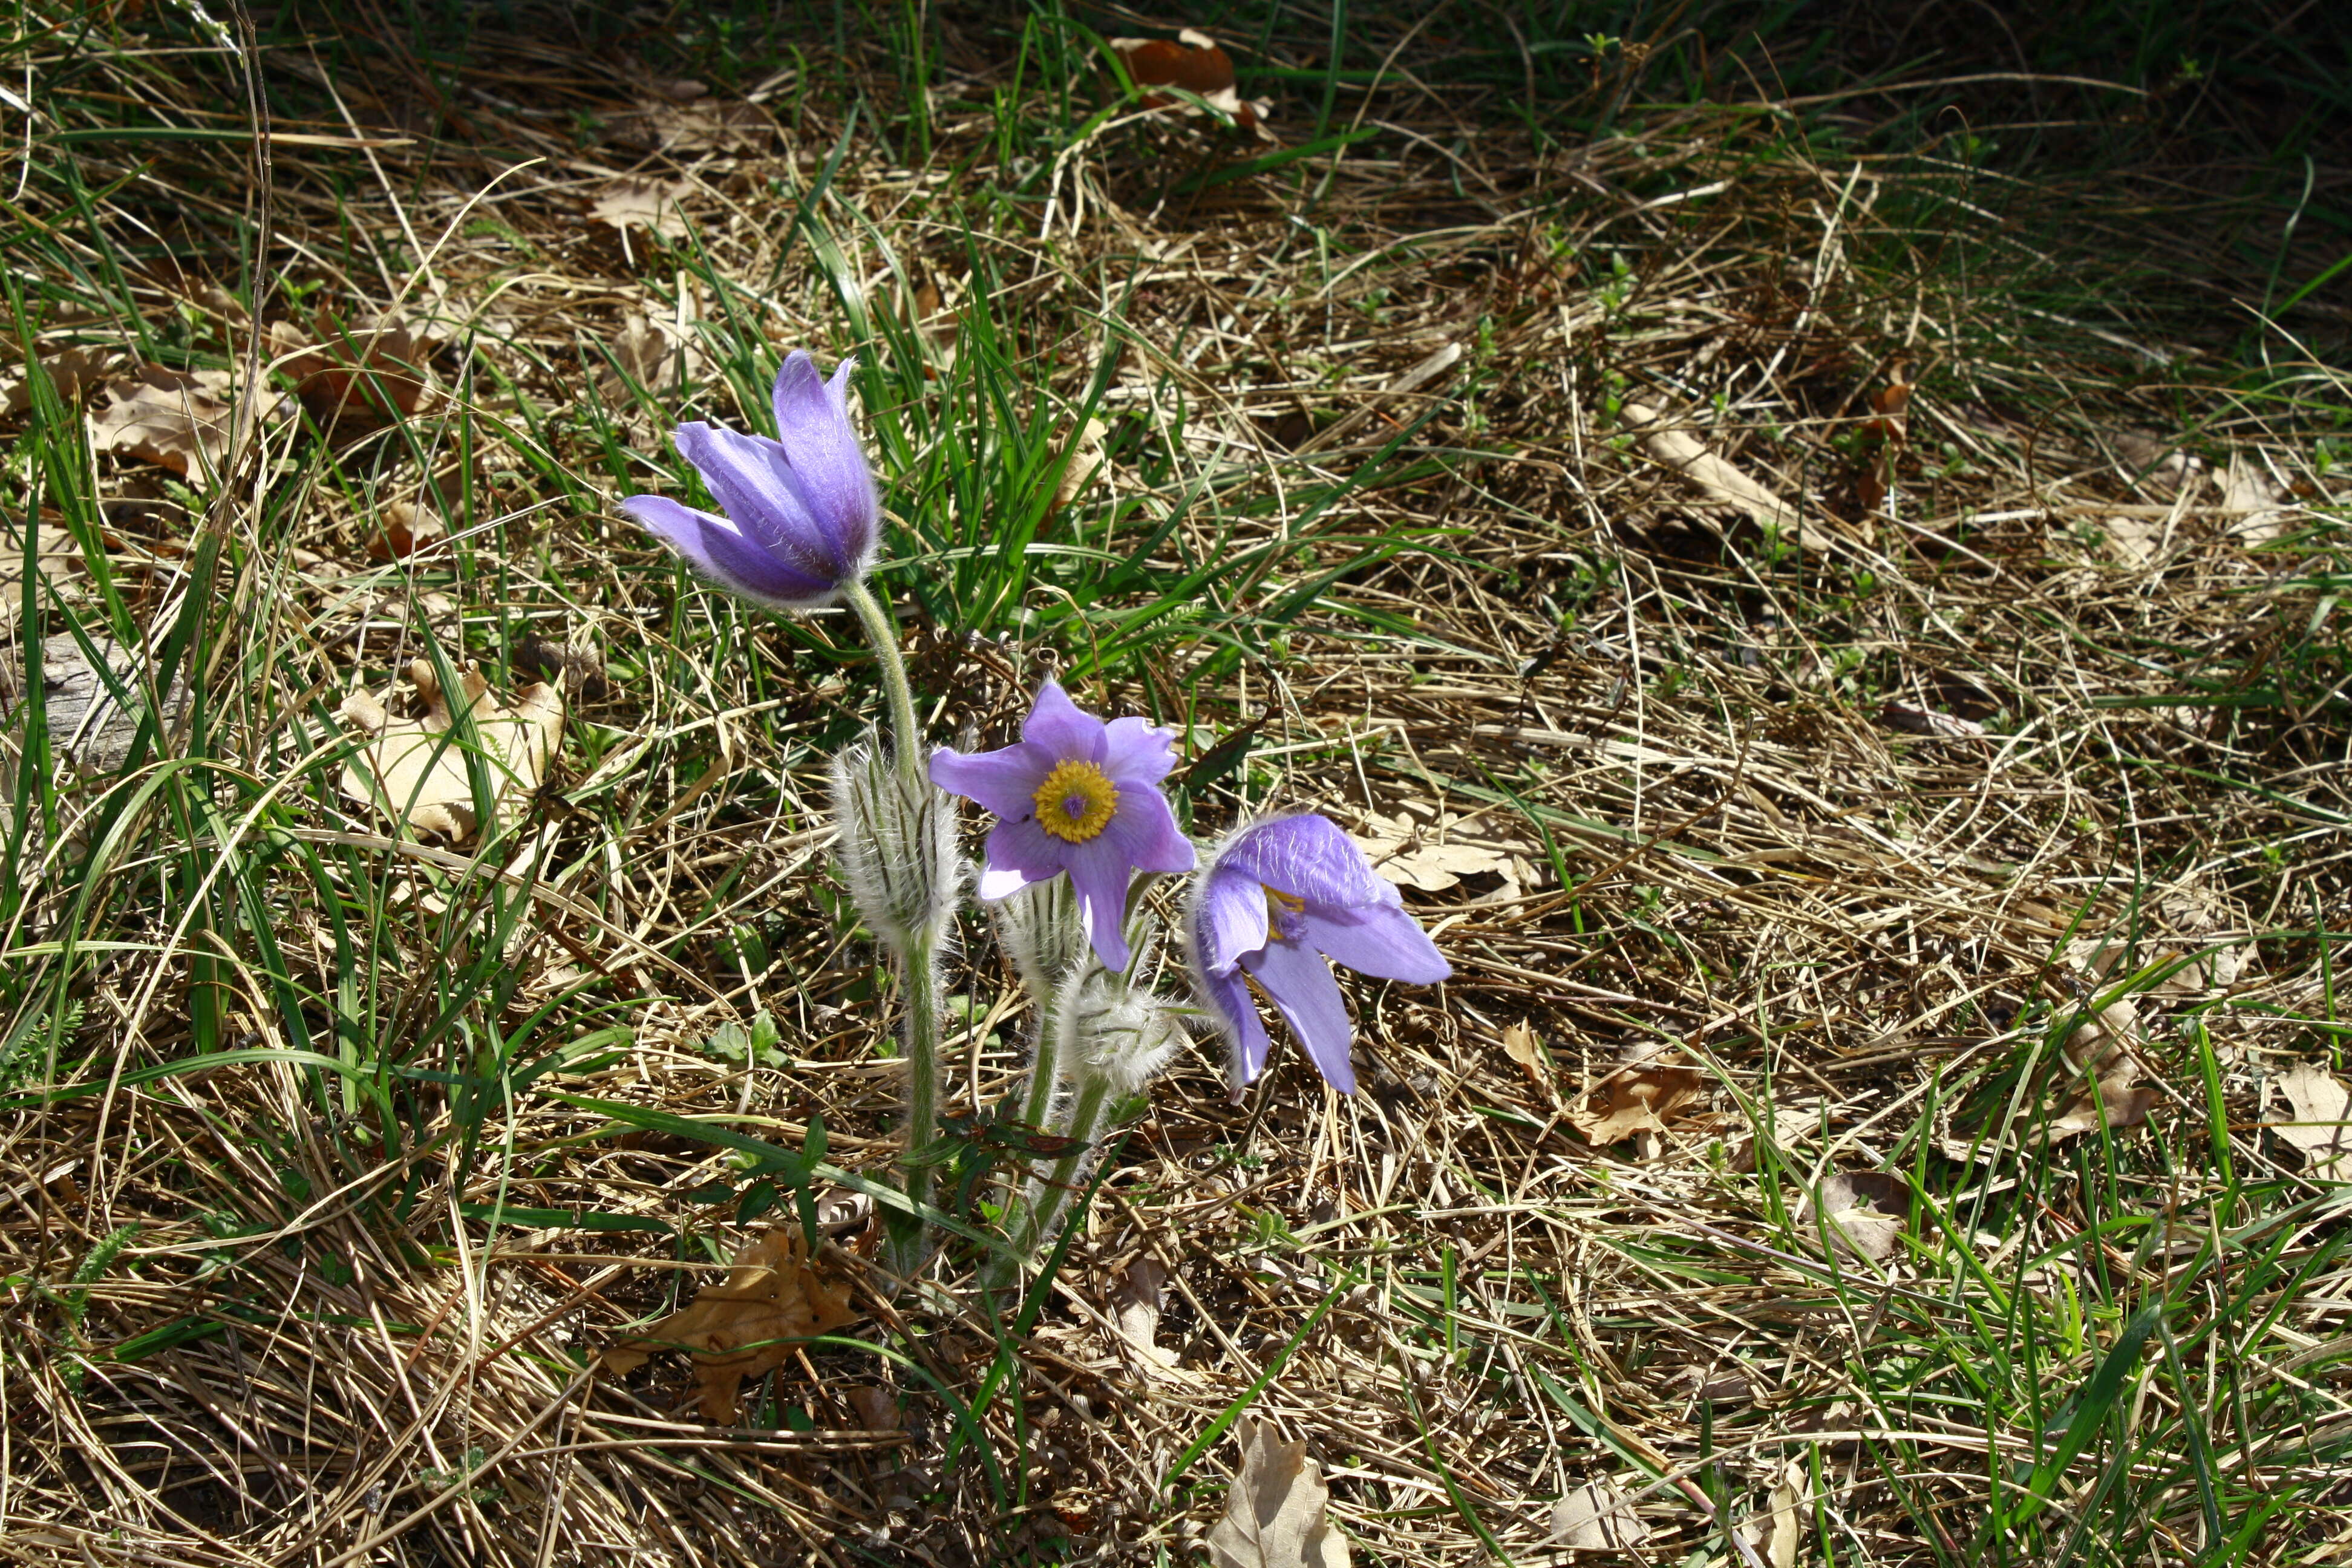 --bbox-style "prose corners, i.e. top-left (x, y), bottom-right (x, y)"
top-left (619, 350), bottom-right (880, 611)
top-left (1187, 814), bottom-right (1451, 1095)
top-left (928, 681), bottom-right (1194, 972)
